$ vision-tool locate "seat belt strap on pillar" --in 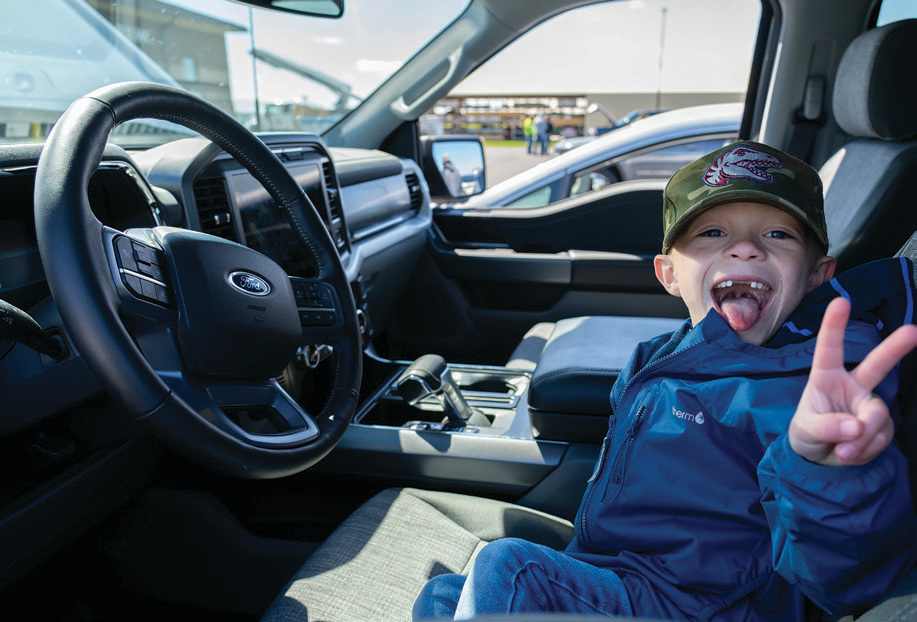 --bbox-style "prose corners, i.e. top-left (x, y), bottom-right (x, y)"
top-left (786, 75), bottom-right (826, 163)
